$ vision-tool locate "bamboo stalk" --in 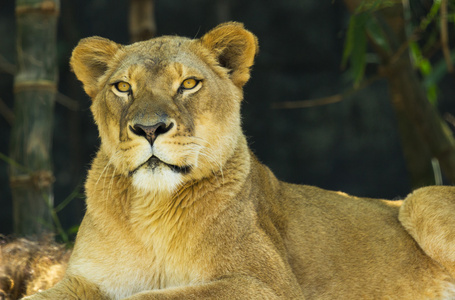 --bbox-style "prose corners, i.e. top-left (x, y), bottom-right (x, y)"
top-left (10, 0), bottom-right (60, 236)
